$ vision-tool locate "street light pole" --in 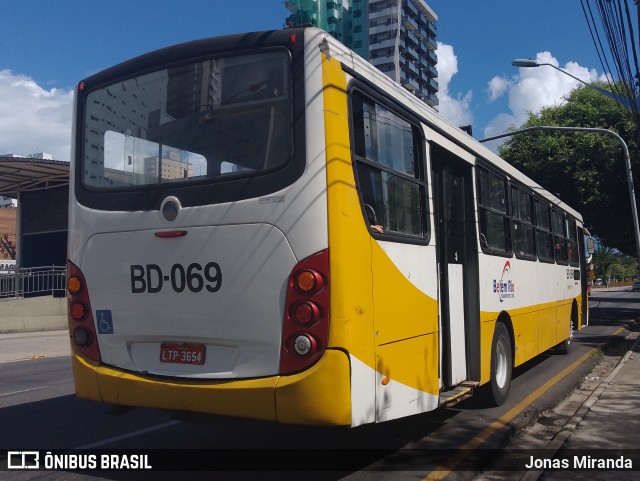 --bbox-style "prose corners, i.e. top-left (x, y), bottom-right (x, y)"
top-left (511, 58), bottom-right (638, 109)
top-left (480, 125), bottom-right (640, 270)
